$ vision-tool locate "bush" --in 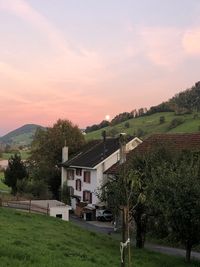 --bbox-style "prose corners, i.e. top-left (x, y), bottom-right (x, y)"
top-left (61, 182), bottom-right (71, 205)
top-left (137, 128), bottom-right (145, 137)
top-left (24, 180), bottom-right (52, 199)
top-left (159, 116), bottom-right (165, 124)
top-left (124, 122), bottom-right (130, 128)
top-left (168, 118), bottom-right (184, 130)
top-left (107, 128), bottom-right (119, 137)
